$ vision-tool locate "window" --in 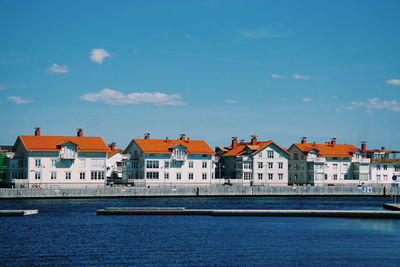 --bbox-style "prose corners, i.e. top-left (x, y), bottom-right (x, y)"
top-left (202, 173), bottom-right (207, 180)
top-left (278, 173), bottom-right (283, 180)
top-left (383, 165), bottom-right (387, 171)
top-left (51, 172), bottom-right (57, 180)
top-left (164, 173), bottom-right (169, 180)
top-left (293, 153), bottom-right (298, 160)
top-left (268, 151), bottom-right (274, 158)
top-left (91, 159), bottom-right (104, 168)
top-left (344, 174), bottom-right (348, 180)
top-left (80, 172), bottom-right (85, 180)
top-left (133, 161), bottom-right (139, 168)
top-left (377, 165), bottom-right (381, 170)
top-left (65, 172), bottom-right (71, 180)
top-left (384, 175), bottom-right (388, 181)
top-left (268, 162), bottom-right (273, 169)
top-left (278, 162), bottom-right (283, 169)
top-left (146, 172), bottom-right (159, 179)
top-left (333, 174), bottom-right (337, 180)
top-left (164, 161), bottom-right (170, 168)
top-left (377, 175), bottom-right (381, 181)
top-left (258, 173), bottom-right (263, 180)
top-left (333, 164), bottom-right (338, 170)
top-left (395, 165), bottom-right (400, 172)
top-left (243, 163), bottom-right (252, 169)
top-left (91, 171), bottom-right (105, 180)
top-left (258, 162), bottom-right (263, 168)
top-left (202, 161), bottom-right (207, 168)
top-left (35, 171), bottom-right (41, 180)
top-left (189, 161), bottom-right (194, 168)
top-left (177, 173), bottom-right (182, 180)
top-left (343, 164), bottom-right (348, 169)
top-left (35, 159), bottom-right (41, 167)
top-left (258, 152), bottom-right (262, 157)
top-left (268, 173), bottom-right (273, 180)
top-left (189, 173), bottom-right (193, 180)
top-left (79, 159), bottom-right (86, 168)
top-left (146, 160), bottom-right (159, 169)
top-left (51, 160), bottom-right (57, 167)
top-left (243, 173), bottom-right (252, 180)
